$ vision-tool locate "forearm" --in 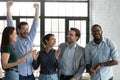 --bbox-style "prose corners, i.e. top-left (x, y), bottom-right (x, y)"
top-left (7, 5), bottom-right (12, 20)
top-left (6, 3), bottom-right (14, 27)
top-left (2, 62), bottom-right (18, 69)
top-left (32, 60), bottom-right (39, 70)
top-left (100, 60), bottom-right (118, 67)
top-left (34, 8), bottom-right (39, 21)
